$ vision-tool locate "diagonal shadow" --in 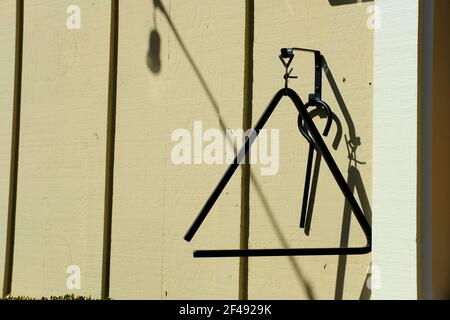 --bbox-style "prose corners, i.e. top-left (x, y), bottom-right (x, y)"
top-left (334, 165), bottom-right (372, 299)
top-left (251, 178), bottom-right (316, 299)
top-left (152, 0), bottom-right (315, 299)
top-left (151, 0), bottom-right (226, 131)
top-left (320, 57), bottom-right (373, 300)
top-left (322, 57), bottom-right (361, 148)
top-left (293, 55), bottom-right (372, 299)
top-left (359, 267), bottom-right (372, 300)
